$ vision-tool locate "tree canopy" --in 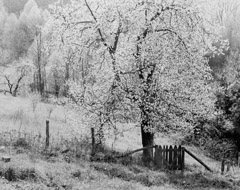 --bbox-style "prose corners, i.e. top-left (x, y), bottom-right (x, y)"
top-left (45, 0), bottom-right (224, 161)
